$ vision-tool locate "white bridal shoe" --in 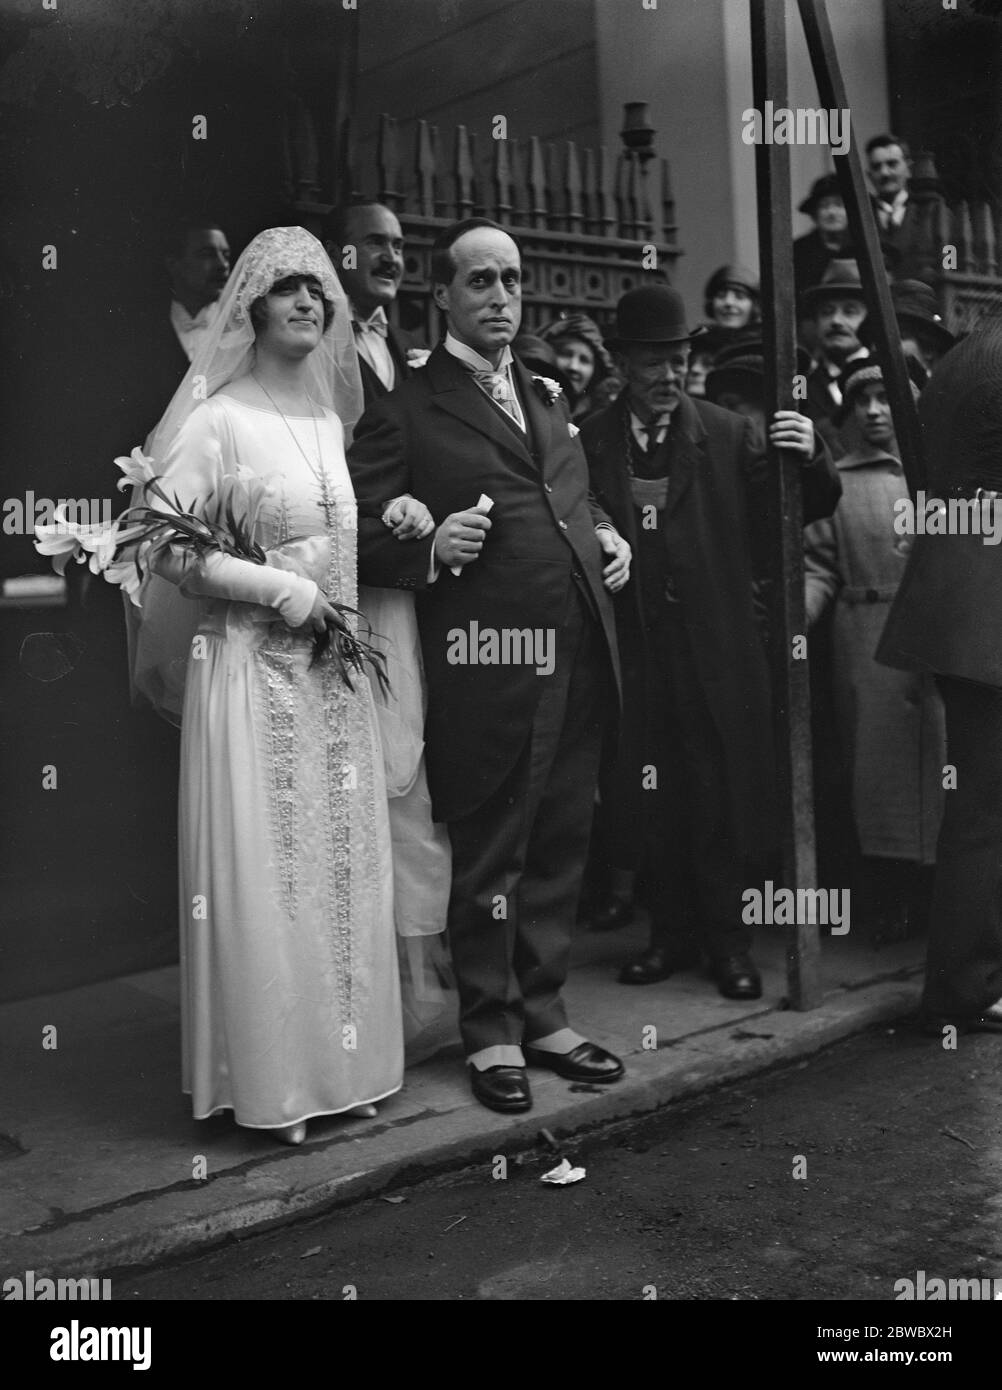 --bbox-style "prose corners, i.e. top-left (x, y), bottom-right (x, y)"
top-left (271, 1121), bottom-right (308, 1145)
top-left (347, 1103), bottom-right (378, 1119)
